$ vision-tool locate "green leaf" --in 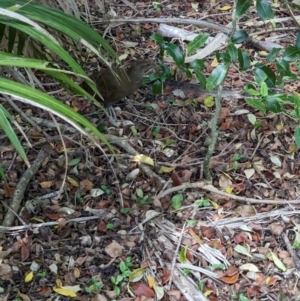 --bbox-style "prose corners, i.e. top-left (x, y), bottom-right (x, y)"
top-left (211, 263), bottom-right (225, 270)
top-left (236, 0), bottom-right (251, 18)
top-left (171, 193), bottom-right (184, 210)
top-left (8, 26), bottom-right (17, 53)
top-left (68, 157), bottom-right (81, 166)
top-left (276, 59), bottom-right (290, 73)
top-left (231, 30), bottom-right (248, 44)
top-left (266, 48), bottom-right (281, 62)
top-left (164, 43), bottom-right (185, 67)
top-left (179, 245), bottom-right (188, 263)
top-left (245, 99), bottom-right (266, 114)
top-left (150, 33), bottom-right (165, 46)
top-left (256, 0), bottom-right (274, 20)
top-left (234, 244), bottom-right (252, 257)
top-left (1, 0), bottom-right (116, 62)
top-left (296, 32), bottom-right (300, 48)
top-left (152, 79), bottom-right (162, 95)
top-left (283, 46), bottom-right (300, 61)
top-left (217, 52), bottom-right (231, 63)
top-left (260, 81), bottom-right (268, 97)
top-left (196, 198), bottom-right (210, 207)
top-left (0, 164), bottom-right (7, 183)
top-left (244, 84), bottom-right (261, 96)
top-left (128, 268), bottom-right (146, 283)
top-left (0, 78), bottom-right (113, 153)
top-left (268, 251), bottom-right (287, 271)
top-left (136, 189), bottom-right (144, 199)
top-left (247, 113), bottom-right (257, 125)
top-left (258, 65), bottom-right (276, 87)
top-left (238, 49), bottom-right (251, 70)
top-left (189, 59), bottom-right (205, 70)
top-left (194, 70), bottom-right (206, 88)
top-left (254, 68), bottom-right (268, 84)
top-left (0, 105), bottom-right (28, 164)
top-left (294, 125), bottom-right (300, 148)
top-left (187, 33), bottom-right (209, 55)
top-left (0, 17), bottom-right (85, 76)
top-left (228, 44), bottom-right (238, 61)
top-left (265, 95), bottom-right (282, 113)
top-left (206, 63), bottom-right (229, 91)
top-left (162, 139), bottom-right (175, 148)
